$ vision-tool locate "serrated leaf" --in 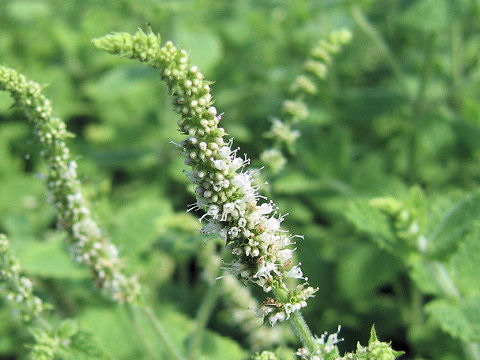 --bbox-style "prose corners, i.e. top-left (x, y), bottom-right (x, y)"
top-left (410, 262), bottom-right (442, 296)
top-left (450, 229), bottom-right (480, 296)
top-left (345, 200), bottom-right (396, 250)
top-left (425, 296), bottom-right (480, 343)
top-left (427, 191), bottom-right (480, 258)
